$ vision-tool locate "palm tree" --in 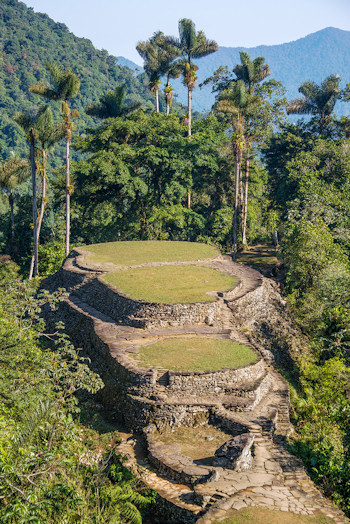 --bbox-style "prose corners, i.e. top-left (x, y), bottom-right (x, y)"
top-left (151, 37), bottom-right (182, 115)
top-left (233, 52), bottom-right (271, 246)
top-left (30, 62), bottom-right (81, 257)
top-left (136, 32), bottom-right (176, 113)
top-left (233, 52), bottom-right (270, 94)
top-left (216, 81), bottom-right (260, 259)
top-left (86, 85), bottom-right (142, 119)
top-left (163, 54), bottom-right (182, 116)
top-left (177, 19), bottom-right (218, 137)
top-left (31, 105), bottom-right (63, 275)
top-left (14, 112), bottom-right (40, 278)
top-left (14, 106), bottom-right (63, 278)
top-left (287, 74), bottom-right (342, 133)
top-left (0, 154), bottom-right (29, 243)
